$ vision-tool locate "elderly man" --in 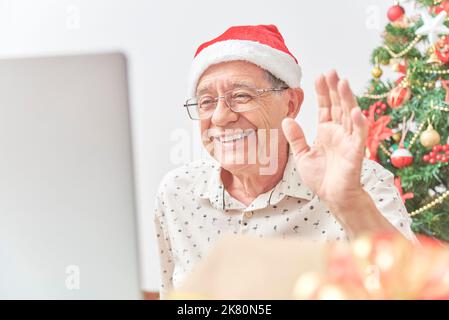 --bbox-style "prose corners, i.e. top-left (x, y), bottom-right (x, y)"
top-left (153, 24), bottom-right (416, 298)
